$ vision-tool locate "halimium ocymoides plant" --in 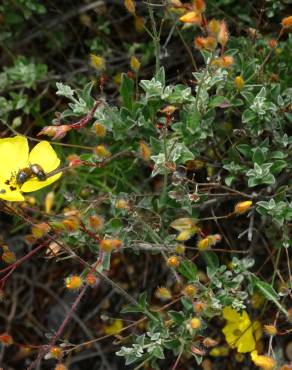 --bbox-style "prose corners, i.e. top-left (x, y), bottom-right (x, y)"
top-left (0, 1), bottom-right (291, 369)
